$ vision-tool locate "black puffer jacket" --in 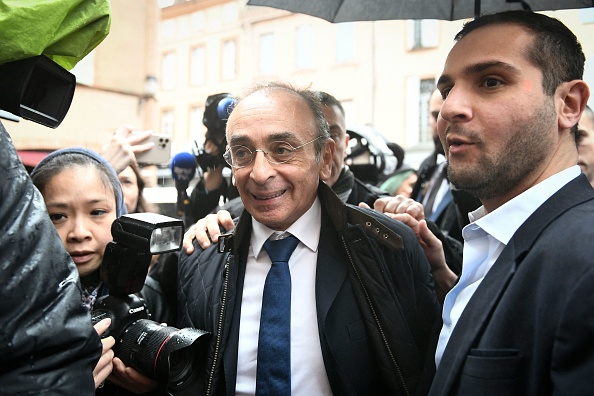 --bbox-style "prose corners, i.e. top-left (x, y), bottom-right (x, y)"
top-left (0, 121), bottom-right (101, 395)
top-left (177, 182), bottom-right (440, 396)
